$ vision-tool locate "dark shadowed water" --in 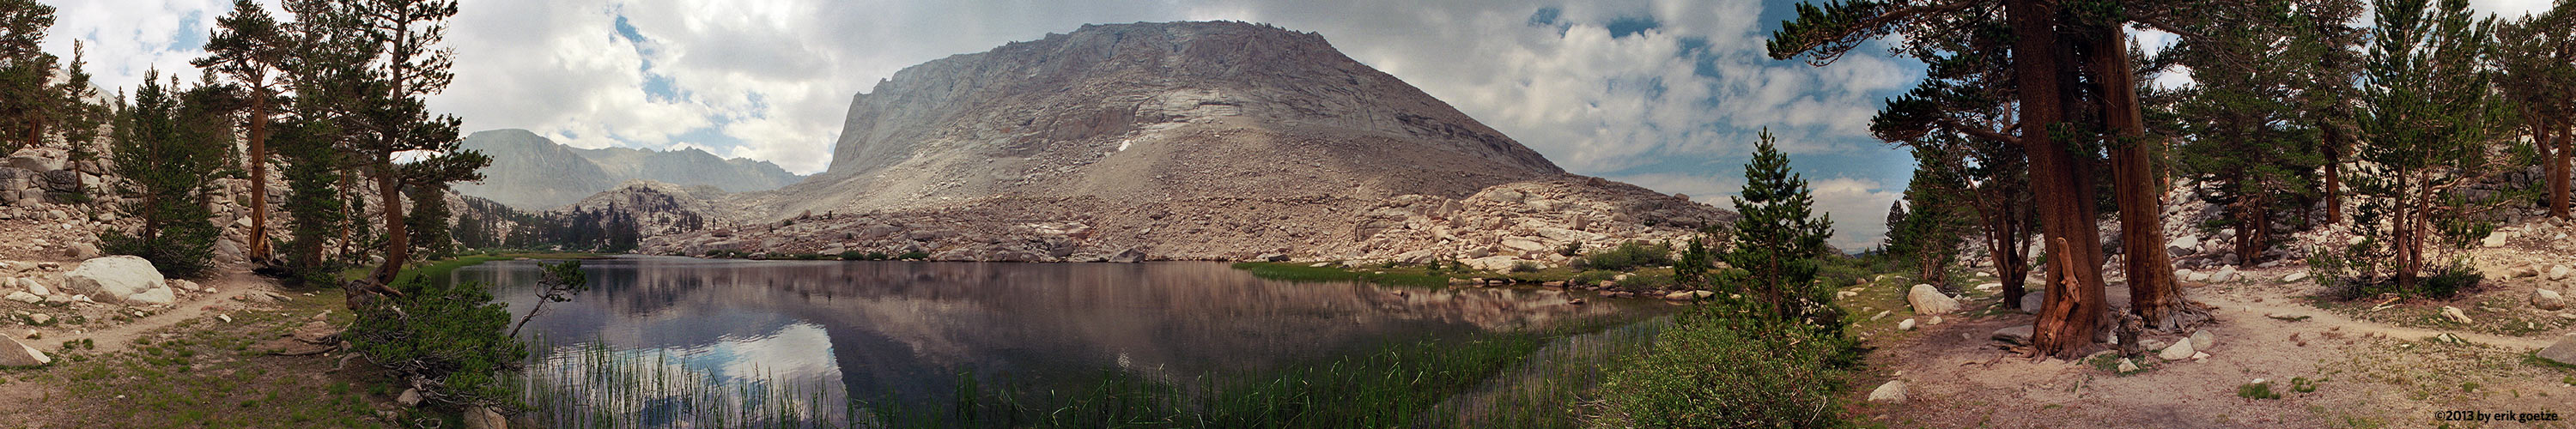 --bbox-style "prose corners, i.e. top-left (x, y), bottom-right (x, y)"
top-left (451, 256), bottom-right (1661, 426)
